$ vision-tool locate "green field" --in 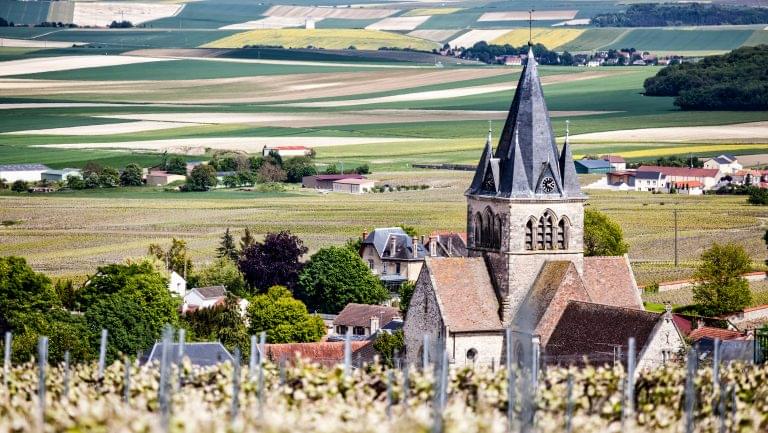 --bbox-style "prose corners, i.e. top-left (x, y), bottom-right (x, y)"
top-left (0, 0), bottom-right (50, 25)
